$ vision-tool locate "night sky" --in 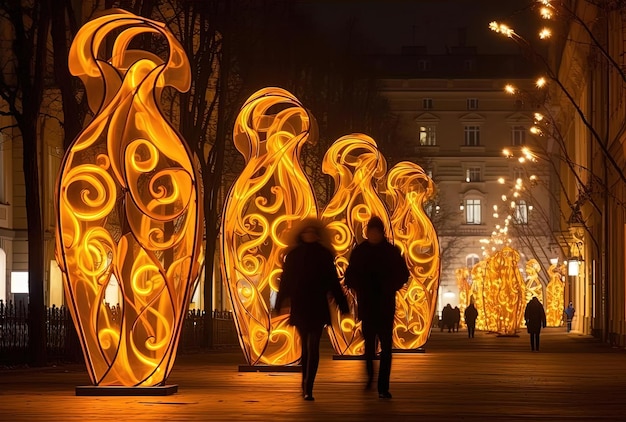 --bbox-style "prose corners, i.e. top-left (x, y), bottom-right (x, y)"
top-left (296, 0), bottom-right (536, 55)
